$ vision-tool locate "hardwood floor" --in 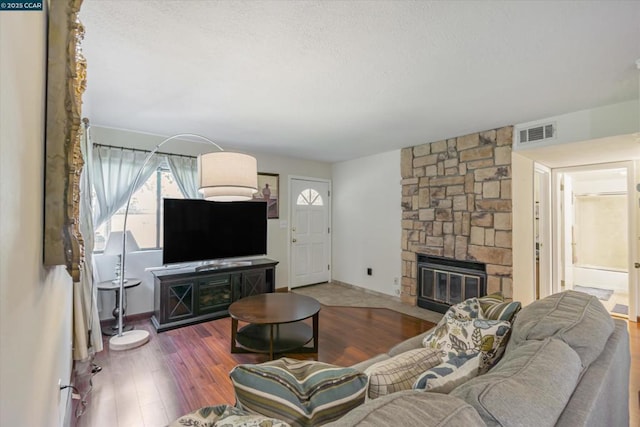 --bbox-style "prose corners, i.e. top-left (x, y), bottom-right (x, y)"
top-left (72, 308), bottom-right (640, 427)
top-left (72, 305), bottom-right (434, 427)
